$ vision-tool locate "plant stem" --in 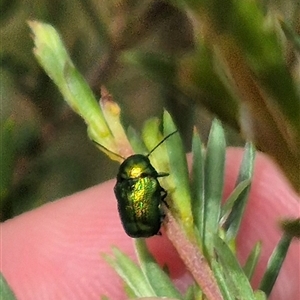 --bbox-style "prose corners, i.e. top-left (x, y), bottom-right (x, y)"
top-left (164, 210), bottom-right (223, 300)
